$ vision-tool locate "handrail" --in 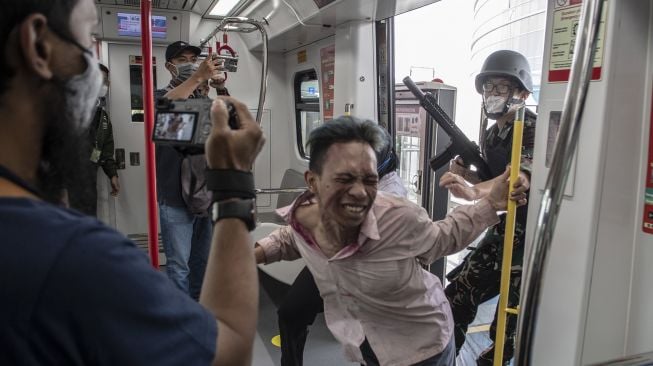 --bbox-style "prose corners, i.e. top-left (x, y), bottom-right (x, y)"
top-left (256, 188), bottom-right (306, 195)
top-left (200, 17), bottom-right (269, 124)
top-left (515, 0), bottom-right (605, 364)
top-left (140, 0), bottom-right (159, 268)
top-left (494, 106), bottom-right (525, 366)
